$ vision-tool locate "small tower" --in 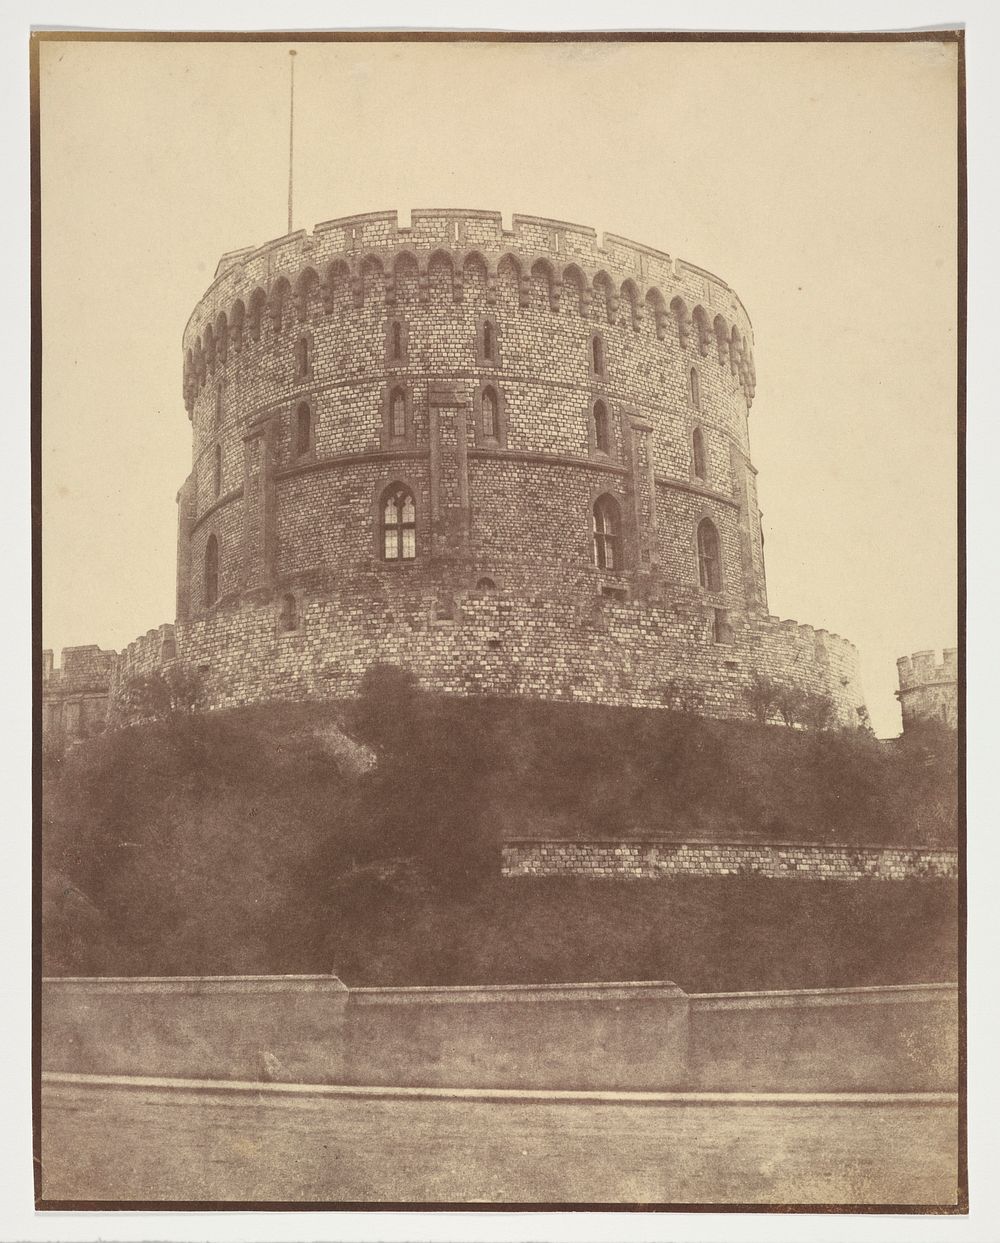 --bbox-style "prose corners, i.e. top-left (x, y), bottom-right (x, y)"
top-left (895, 648), bottom-right (958, 731)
